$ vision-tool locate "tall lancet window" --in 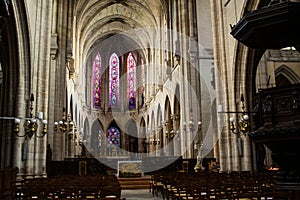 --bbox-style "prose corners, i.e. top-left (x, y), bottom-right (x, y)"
top-left (93, 53), bottom-right (101, 108)
top-left (140, 59), bottom-right (145, 107)
top-left (109, 53), bottom-right (120, 108)
top-left (127, 53), bottom-right (136, 109)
